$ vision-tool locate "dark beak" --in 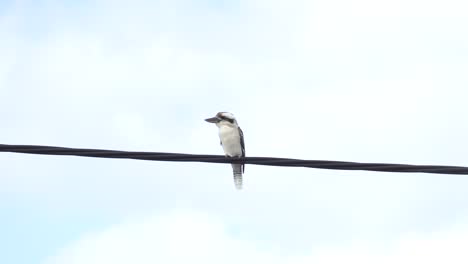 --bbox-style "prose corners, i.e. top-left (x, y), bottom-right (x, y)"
top-left (205, 116), bottom-right (220, 123)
